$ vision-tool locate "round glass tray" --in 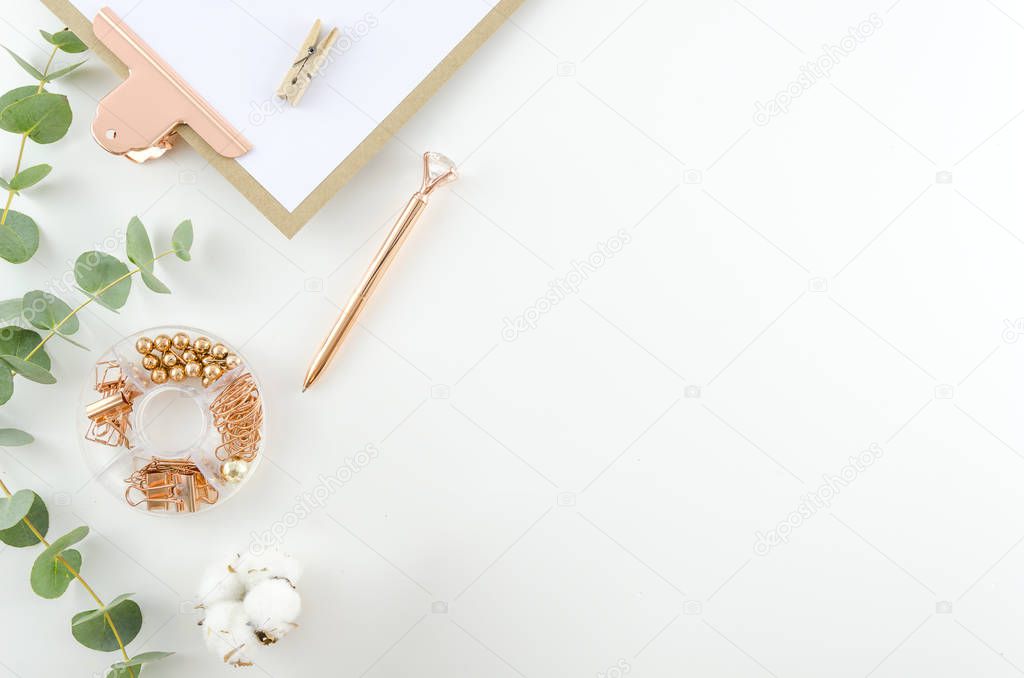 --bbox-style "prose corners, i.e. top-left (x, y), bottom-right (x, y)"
top-left (78, 325), bottom-right (264, 516)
